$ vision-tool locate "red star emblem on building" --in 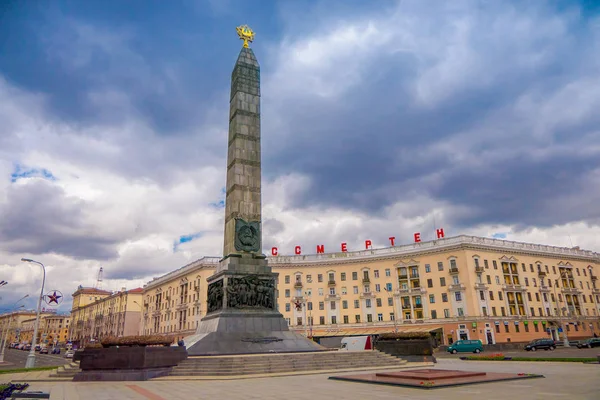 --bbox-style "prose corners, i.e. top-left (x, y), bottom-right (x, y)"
top-left (47, 291), bottom-right (62, 305)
